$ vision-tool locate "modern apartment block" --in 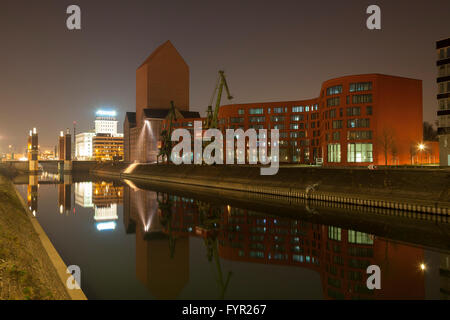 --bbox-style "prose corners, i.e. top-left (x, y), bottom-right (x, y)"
top-left (437, 37), bottom-right (450, 166)
top-left (218, 74), bottom-right (425, 166)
